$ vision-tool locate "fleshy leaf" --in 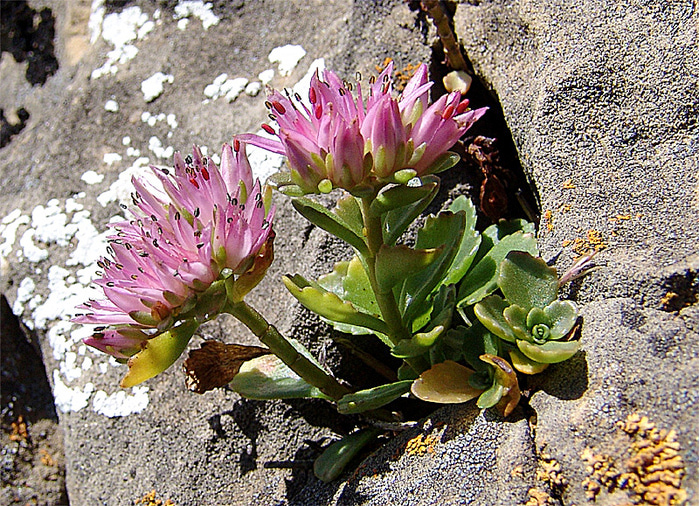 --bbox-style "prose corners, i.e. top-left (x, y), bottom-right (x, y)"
top-left (313, 428), bottom-right (382, 482)
top-left (369, 182), bottom-right (438, 217)
top-left (443, 196), bottom-right (481, 286)
top-left (283, 275), bottom-right (388, 335)
top-left (543, 300), bottom-right (579, 340)
top-left (479, 354), bottom-right (521, 417)
top-left (509, 348), bottom-right (549, 375)
top-left (391, 326), bottom-right (444, 358)
top-left (337, 380), bottom-right (413, 414)
top-left (121, 319), bottom-right (199, 387)
top-left (183, 341), bottom-right (270, 393)
top-left (473, 295), bottom-right (518, 343)
top-left (292, 197), bottom-right (368, 255)
top-left (375, 244), bottom-right (442, 293)
top-left (334, 195), bottom-right (364, 237)
top-left (425, 151), bottom-right (461, 174)
top-left (503, 304), bottom-right (531, 341)
top-left (229, 354), bottom-right (328, 399)
top-left (400, 211), bottom-right (466, 323)
top-left (343, 256), bottom-right (380, 315)
top-left (499, 251), bottom-right (559, 310)
top-left (473, 219), bottom-right (537, 266)
top-left (457, 231), bottom-right (538, 306)
top-left (516, 339), bottom-right (581, 364)
top-left (383, 175), bottom-right (440, 245)
top-left (410, 360), bottom-right (482, 404)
